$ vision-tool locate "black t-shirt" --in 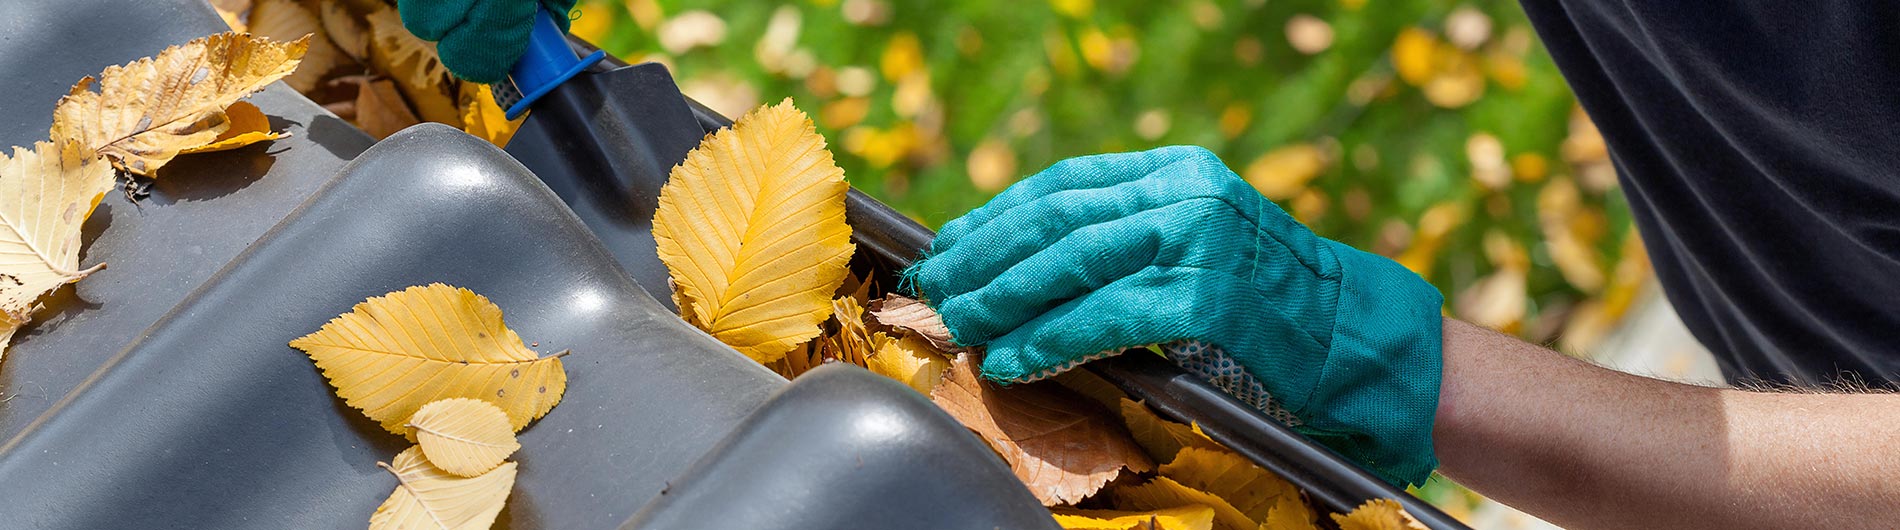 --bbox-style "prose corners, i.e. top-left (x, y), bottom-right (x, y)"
top-left (1521, 2), bottom-right (1900, 387)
